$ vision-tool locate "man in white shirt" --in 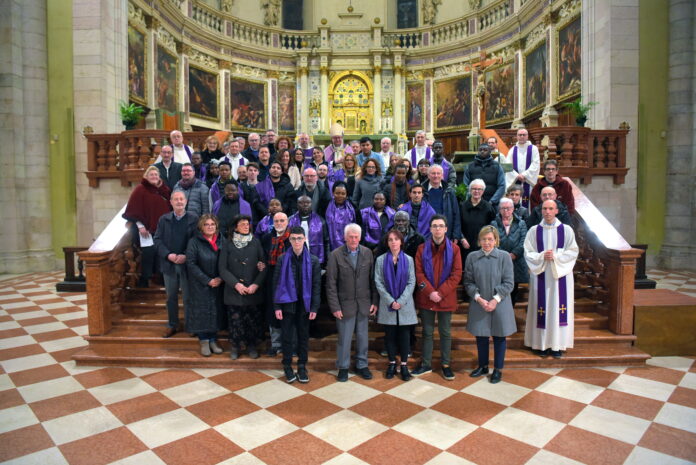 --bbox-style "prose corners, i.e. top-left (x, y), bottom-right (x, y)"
top-left (378, 137), bottom-right (396, 174)
top-left (219, 140), bottom-right (247, 180)
top-left (169, 130), bottom-right (193, 164)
